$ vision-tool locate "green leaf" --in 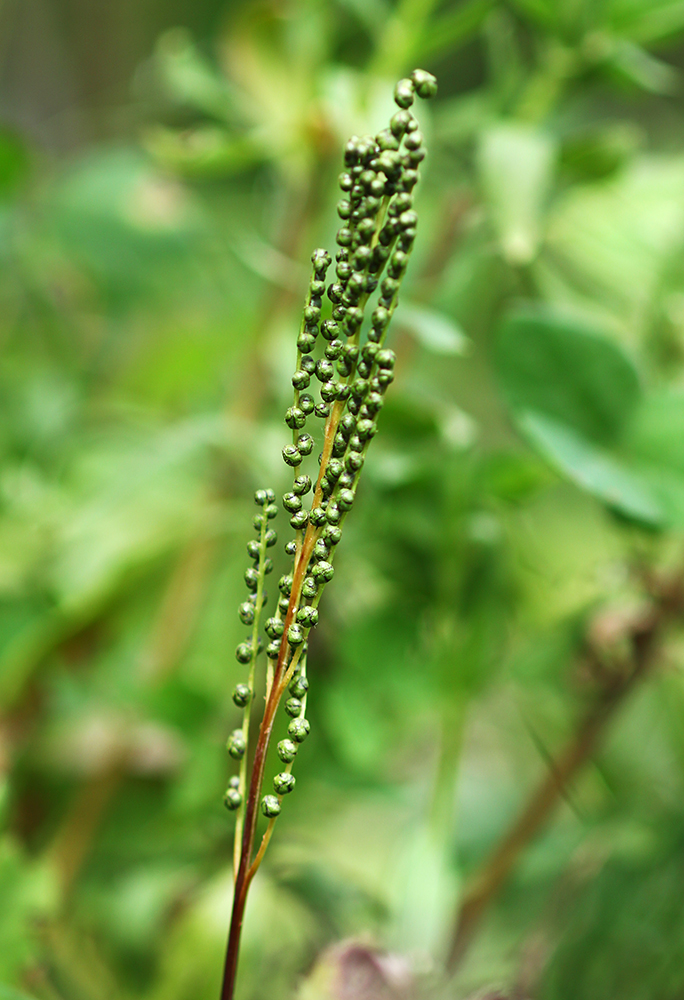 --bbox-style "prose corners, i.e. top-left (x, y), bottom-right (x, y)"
top-left (477, 123), bottom-right (557, 265)
top-left (520, 410), bottom-right (663, 524)
top-left (609, 39), bottom-right (678, 94)
top-left (496, 306), bottom-right (642, 446)
top-left (417, 0), bottom-right (496, 61)
top-left (627, 390), bottom-right (684, 524)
